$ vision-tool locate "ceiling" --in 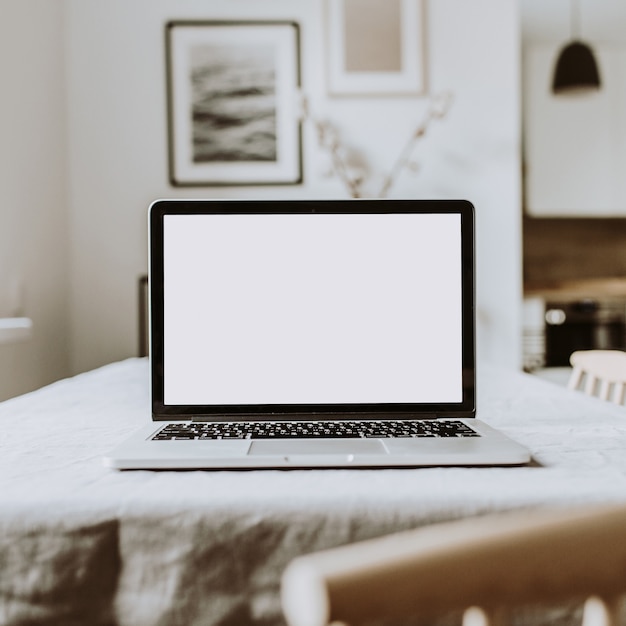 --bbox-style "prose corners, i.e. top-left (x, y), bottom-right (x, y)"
top-left (521, 0), bottom-right (626, 43)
